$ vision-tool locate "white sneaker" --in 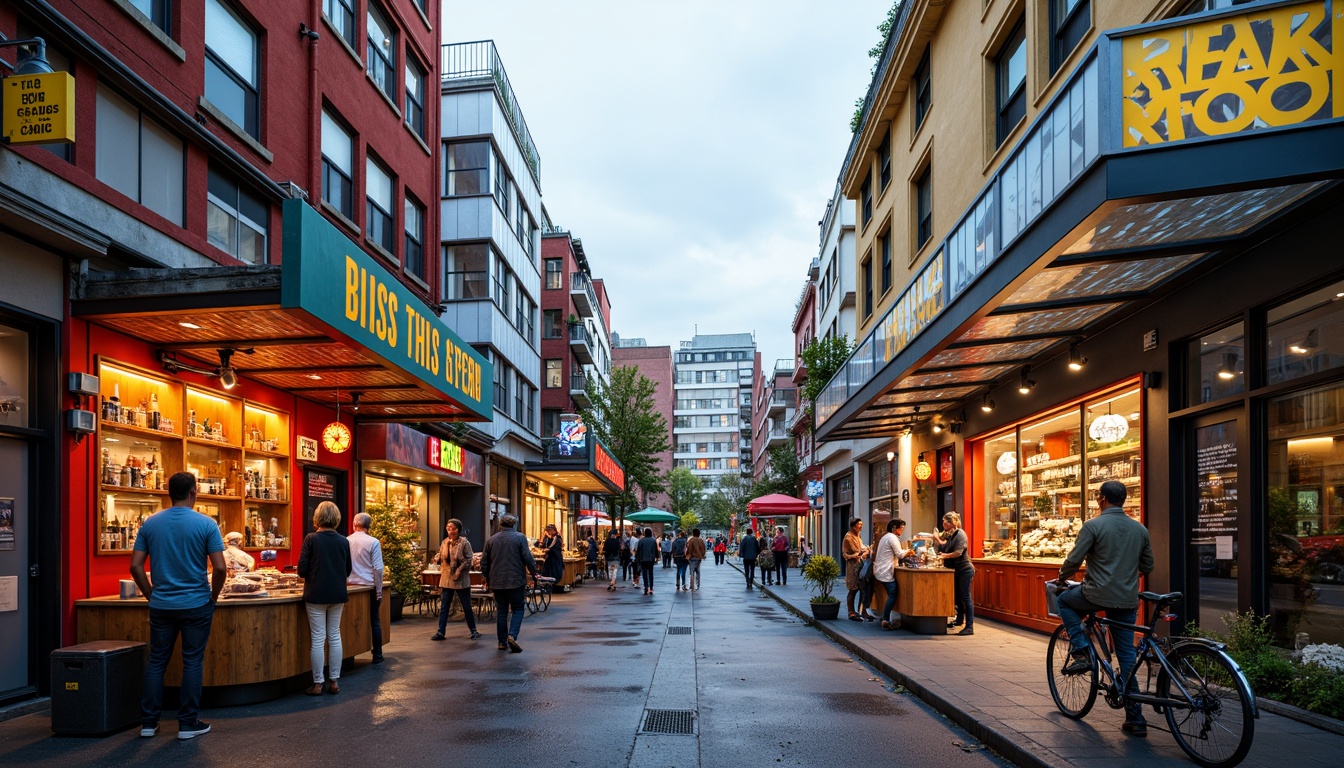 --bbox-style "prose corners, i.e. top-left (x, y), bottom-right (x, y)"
top-left (140, 724), bottom-right (158, 737)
